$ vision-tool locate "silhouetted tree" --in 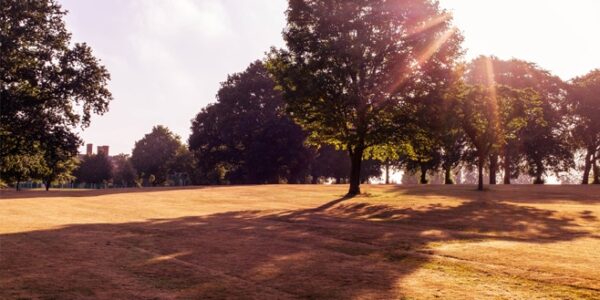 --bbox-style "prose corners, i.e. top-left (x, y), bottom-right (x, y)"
top-left (189, 61), bottom-right (312, 184)
top-left (74, 154), bottom-right (112, 186)
top-left (131, 126), bottom-right (182, 186)
top-left (268, 0), bottom-right (463, 195)
top-left (112, 154), bottom-right (138, 187)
